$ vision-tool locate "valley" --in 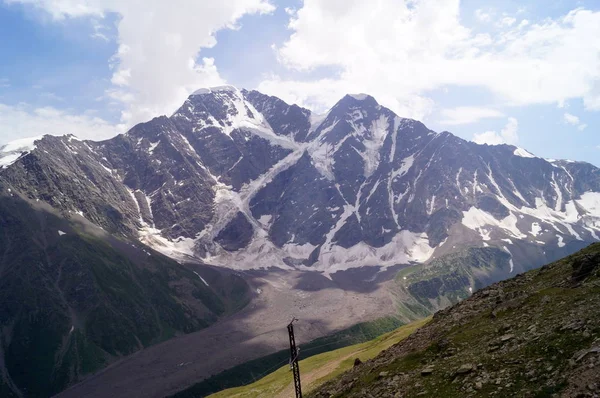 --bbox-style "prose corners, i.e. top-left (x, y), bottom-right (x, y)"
top-left (0, 86), bottom-right (598, 397)
top-left (55, 267), bottom-right (397, 398)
